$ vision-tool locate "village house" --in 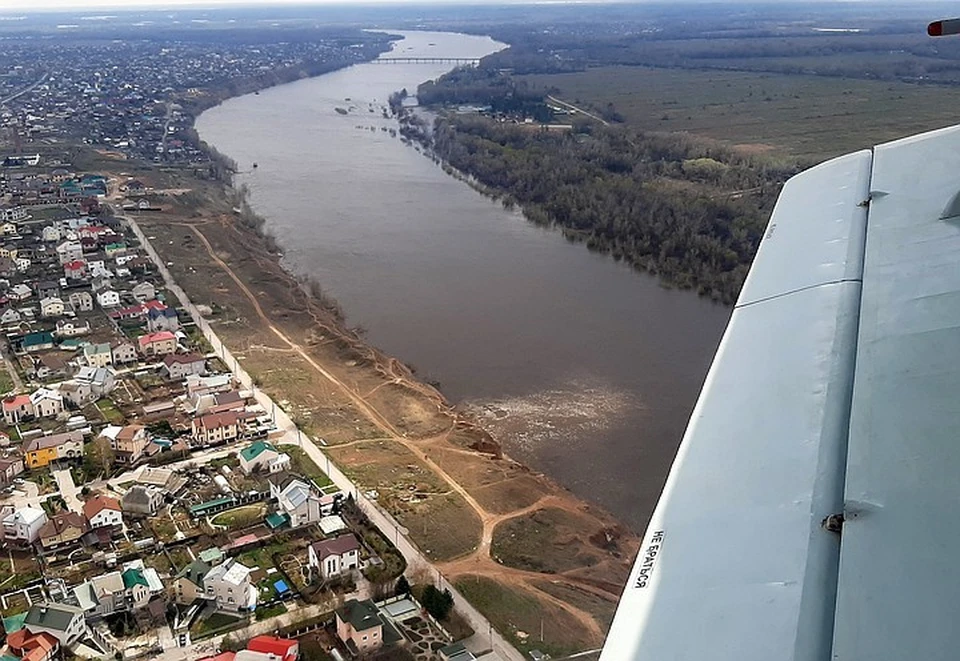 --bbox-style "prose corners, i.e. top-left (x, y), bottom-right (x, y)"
top-left (239, 441), bottom-right (290, 475)
top-left (36, 512), bottom-right (89, 551)
top-left (63, 260), bottom-right (87, 280)
top-left (56, 241), bottom-right (83, 265)
top-left (82, 343), bottom-right (112, 368)
top-left (0, 456), bottom-right (24, 485)
top-left (120, 484), bottom-right (164, 516)
top-left (270, 477), bottom-right (326, 528)
top-left (335, 599), bottom-right (385, 654)
top-left (42, 225), bottom-right (62, 242)
top-left (67, 290), bottom-right (93, 312)
top-left (2, 507), bottom-right (48, 546)
top-left (36, 282), bottom-right (59, 300)
top-left (74, 366), bottom-right (116, 397)
top-left (131, 281), bottom-right (155, 302)
top-left (243, 637), bottom-right (300, 661)
top-left (104, 242), bottom-right (127, 257)
top-left (22, 604), bottom-right (86, 647)
top-left (9, 283), bottom-right (32, 302)
top-left (111, 341), bottom-right (138, 364)
top-left (174, 559), bottom-right (211, 605)
top-left (17, 332), bottom-right (55, 354)
top-left (104, 424), bottom-right (149, 464)
top-left (0, 308), bottom-right (21, 327)
top-left (203, 559), bottom-right (258, 612)
top-left (15, 256), bottom-right (30, 272)
top-left (3, 394), bottom-right (34, 425)
top-left (137, 330), bottom-right (176, 357)
top-left (308, 533), bottom-right (361, 581)
top-left (95, 290), bottom-right (119, 308)
top-left (59, 380), bottom-right (93, 408)
top-left (186, 373), bottom-right (234, 398)
top-left (32, 353), bottom-right (70, 382)
top-left (39, 297), bottom-right (65, 318)
top-left (54, 318), bottom-right (91, 337)
top-left (5, 628), bottom-right (59, 661)
top-left (162, 352), bottom-right (206, 380)
top-left (73, 568), bottom-right (150, 618)
top-left (192, 411), bottom-right (241, 446)
top-left (83, 495), bottom-right (123, 531)
top-left (146, 305), bottom-right (179, 332)
top-left (22, 431), bottom-right (84, 468)
top-left (1, 205), bottom-right (28, 223)
top-left (29, 388), bottom-right (63, 419)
